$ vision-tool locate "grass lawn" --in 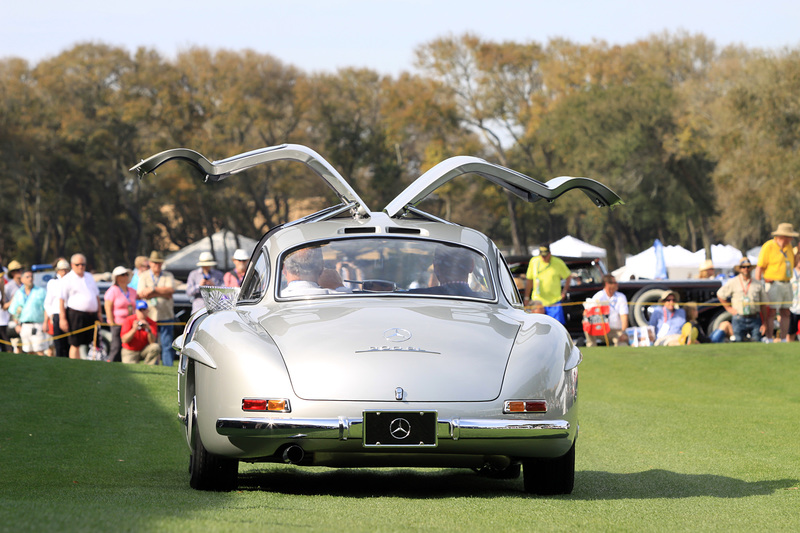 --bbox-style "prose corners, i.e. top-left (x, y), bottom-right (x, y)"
top-left (1, 342), bottom-right (798, 532)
